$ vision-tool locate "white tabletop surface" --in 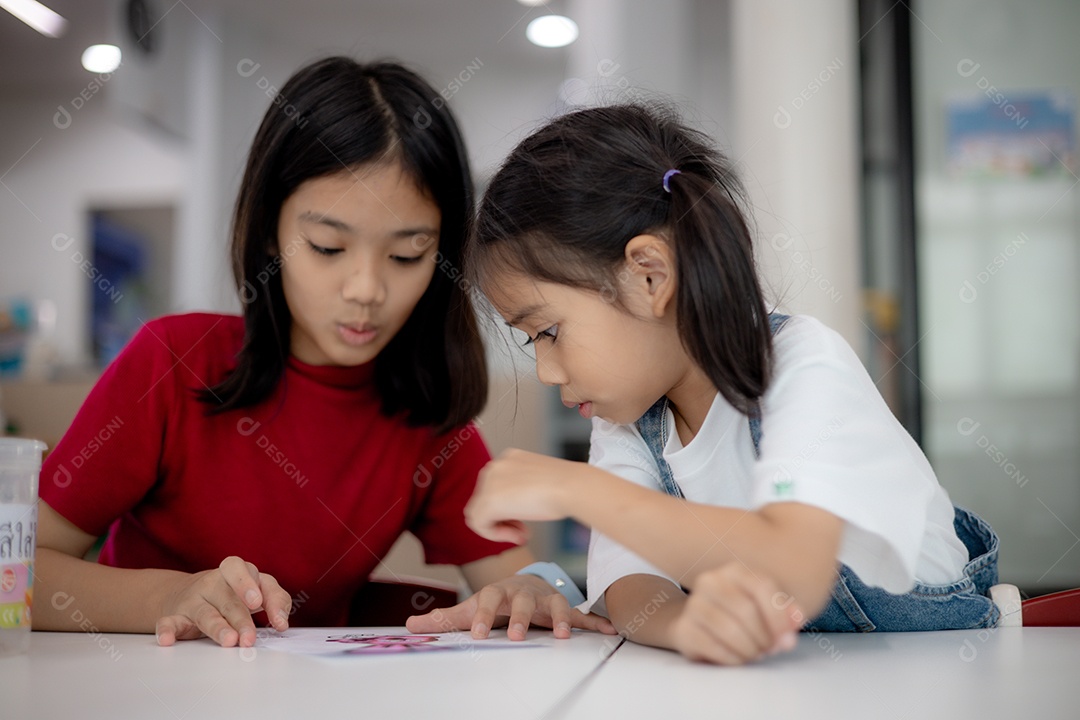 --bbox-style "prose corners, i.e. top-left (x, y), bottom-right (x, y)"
top-left (3, 627), bottom-right (617, 720)
top-left (563, 627), bottom-right (1080, 720)
top-left (4, 627), bottom-right (1079, 719)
